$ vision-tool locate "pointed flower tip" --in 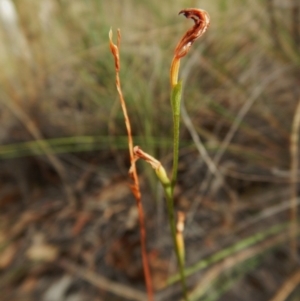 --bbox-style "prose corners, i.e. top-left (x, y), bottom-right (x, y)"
top-left (133, 146), bottom-right (161, 170)
top-left (108, 28), bottom-right (114, 50)
top-left (109, 28), bottom-right (120, 71)
top-left (178, 8), bottom-right (209, 20)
